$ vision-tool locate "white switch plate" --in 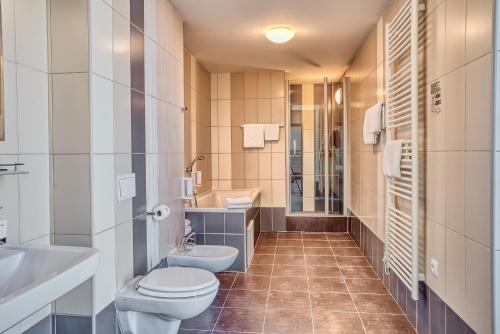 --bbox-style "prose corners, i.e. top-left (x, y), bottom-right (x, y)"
top-left (118, 174), bottom-right (136, 201)
top-left (430, 257), bottom-right (439, 278)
